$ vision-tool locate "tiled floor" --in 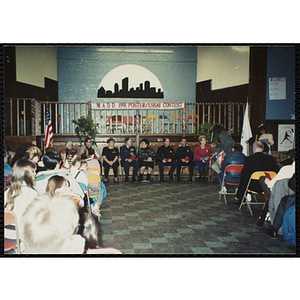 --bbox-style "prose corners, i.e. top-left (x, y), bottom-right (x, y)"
top-left (98, 176), bottom-right (295, 255)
